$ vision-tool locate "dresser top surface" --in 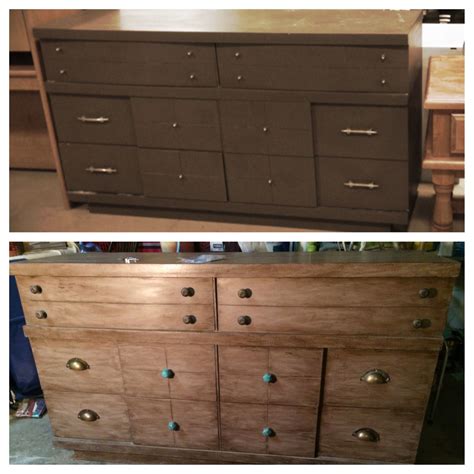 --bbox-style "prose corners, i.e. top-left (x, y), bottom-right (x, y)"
top-left (10, 251), bottom-right (460, 278)
top-left (425, 55), bottom-right (465, 110)
top-left (33, 9), bottom-right (422, 45)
